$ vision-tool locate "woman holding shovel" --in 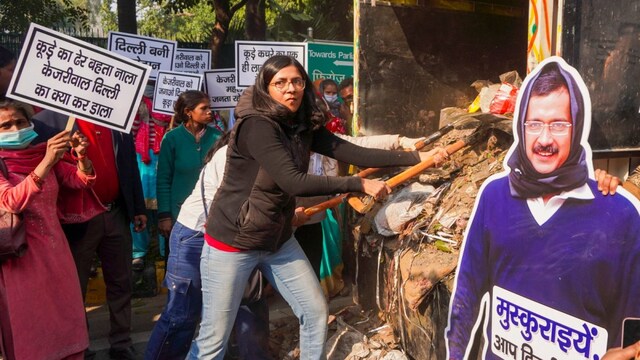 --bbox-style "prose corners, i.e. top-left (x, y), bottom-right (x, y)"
top-left (188, 55), bottom-right (448, 359)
